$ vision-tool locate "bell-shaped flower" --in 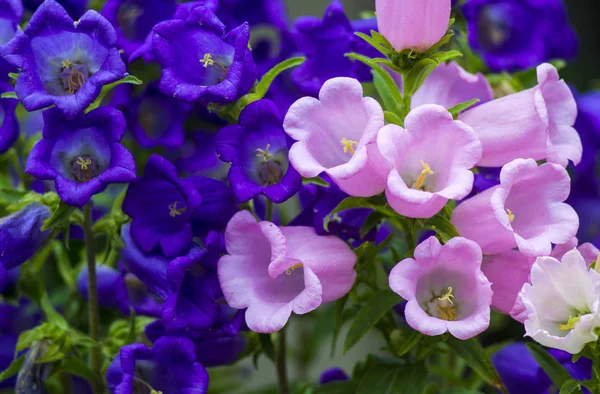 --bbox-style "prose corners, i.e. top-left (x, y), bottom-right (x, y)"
top-left (25, 107), bottom-right (136, 207)
top-left (2, 0), bottom-right (127, 118)
top-left (452, 158), bottom-right (579, 256)
top-left (151, 5), bottom-right (256, 103)
top-left (460, 63), bottom-right (582, 167)
top-left (218, 210), bottom-right (356, 333)
top-left (216, 99), bottom-right (302, 203)
top-left (377, 104), bottom-right (481, 218)
top-left (284, 77), bottom-right (390, 197)
top-left (512, 249), bottom-right (600, 354)
top-left (389, 236), bottom-right (493, 339)
top-left (375, 0), bottom-right (451, 53)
